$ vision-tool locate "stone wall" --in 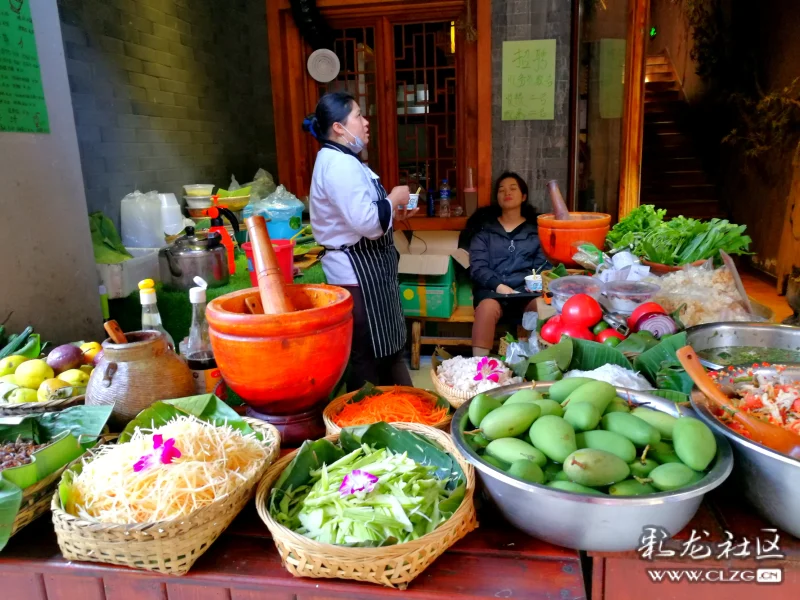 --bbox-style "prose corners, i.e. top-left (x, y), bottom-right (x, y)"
top-left (492, 0), bottom-right (572, 212)
top-left (56, 0), bottom-right (277, 228)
